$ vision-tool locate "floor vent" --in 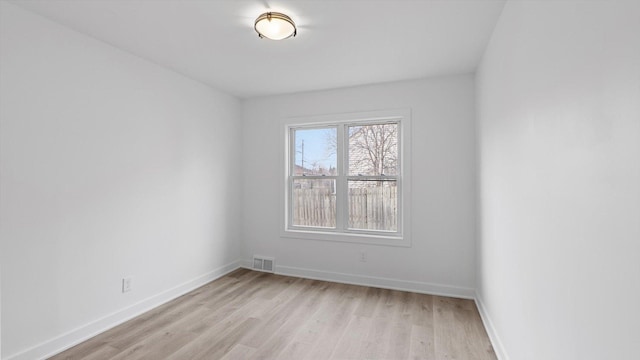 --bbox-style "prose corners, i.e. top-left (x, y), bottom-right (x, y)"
top-left (252, 256), bottom-right (275, 273)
